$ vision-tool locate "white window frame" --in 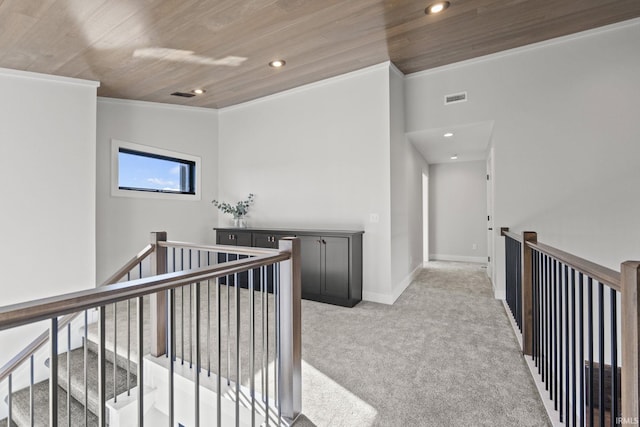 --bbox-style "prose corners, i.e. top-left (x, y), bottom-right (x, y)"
top-left (111, 139), bottom-right (202, 201)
